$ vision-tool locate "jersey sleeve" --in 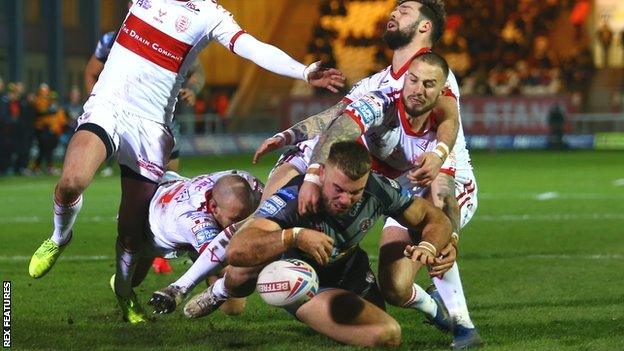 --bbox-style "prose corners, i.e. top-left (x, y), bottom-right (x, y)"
top-left (94, 31), bottom-right (115, 62)
top-left (209, 4), bottom-right (246, 51)
top-left (254, 182), bottom-right (301, 229)
top-left (344, 69), bottom-right (386, 103)
top-left (368, 174), bottom-right (413, 217)
top-left (184, 215), bottom-right (222, 253)
top-left (343, 88), bottom-right (397, 133)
